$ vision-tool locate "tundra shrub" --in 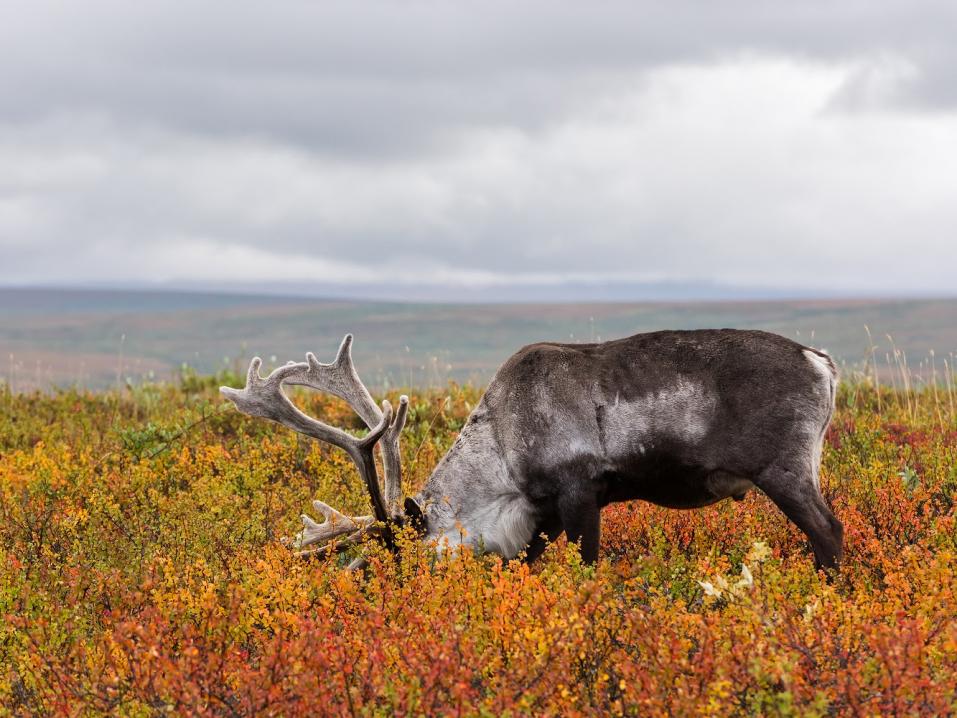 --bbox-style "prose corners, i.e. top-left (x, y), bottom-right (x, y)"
top-left (1, 381), bottom-right (955, 716)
